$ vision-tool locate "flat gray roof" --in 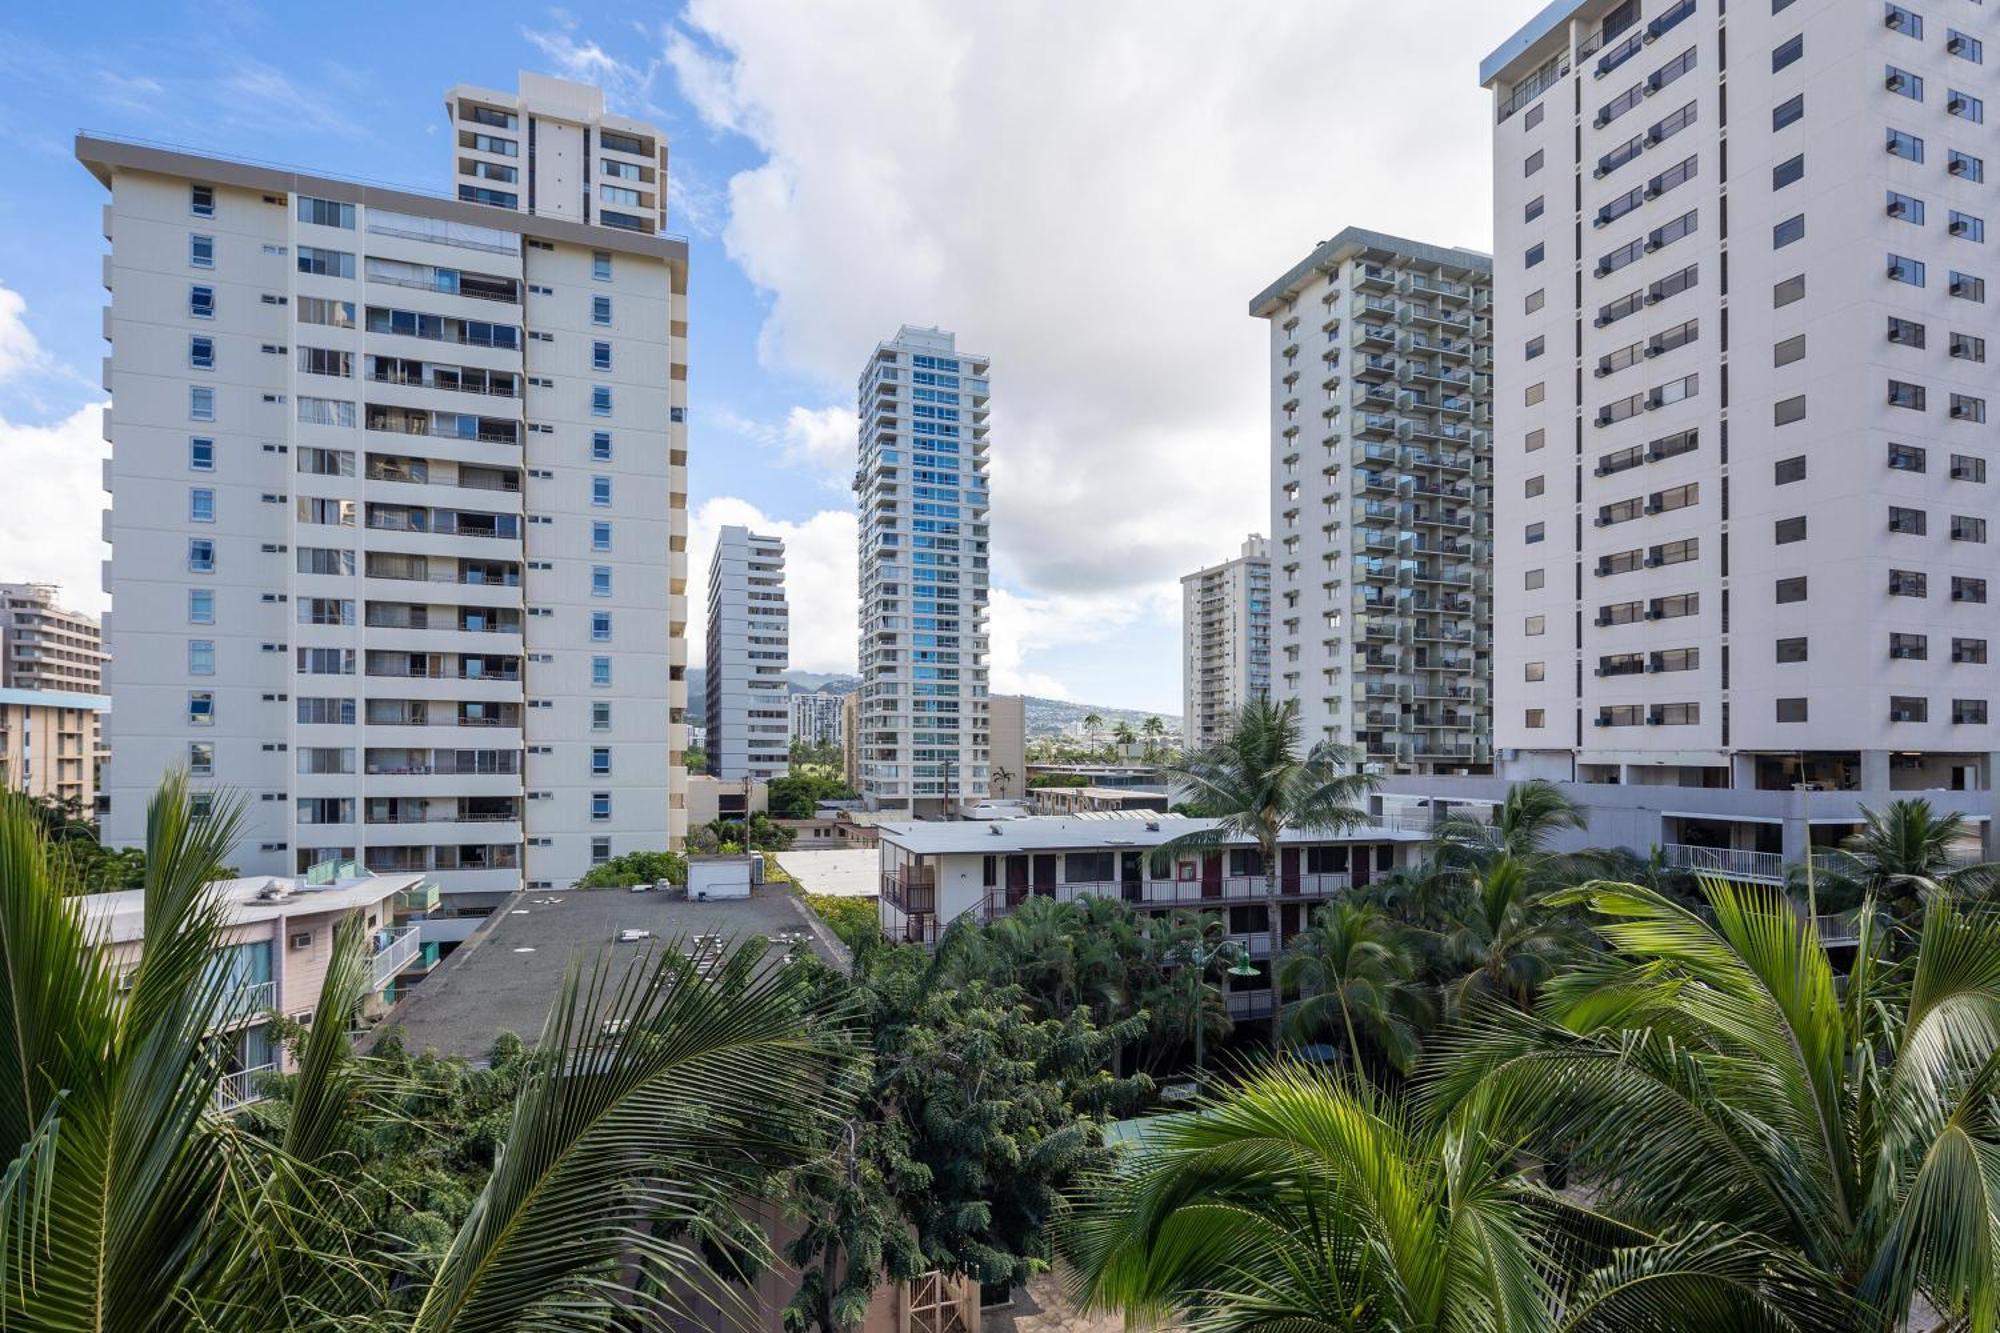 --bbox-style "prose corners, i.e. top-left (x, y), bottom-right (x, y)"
top-left (372, 886), bottom-right (844, 1059)
top-left (76, 133), bottom-right (689, 277)
top-left (877, 815), bottom-right (1426, 857)
top-left (1483, 0), bottom-right (1591, 86)
top-left (1250, 226), bottom-right (1492, 319)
